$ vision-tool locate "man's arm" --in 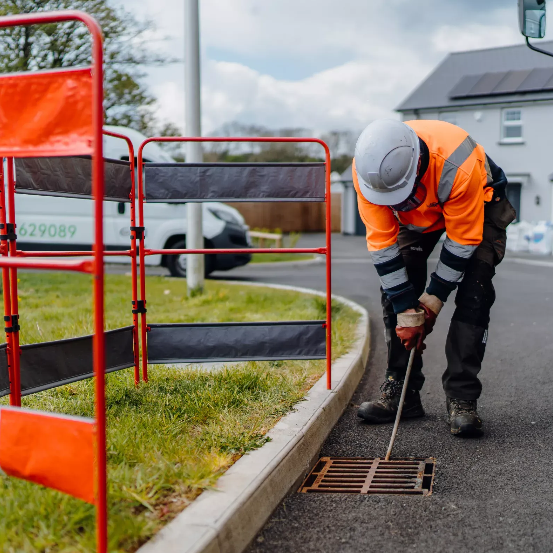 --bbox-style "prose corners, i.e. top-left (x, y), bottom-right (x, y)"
top-left (426, 168), bottom-right (485, 303)
top-left (352, 159), bottom-right (419, 314)
top-left (371, 243), bottom-right (419, 313)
